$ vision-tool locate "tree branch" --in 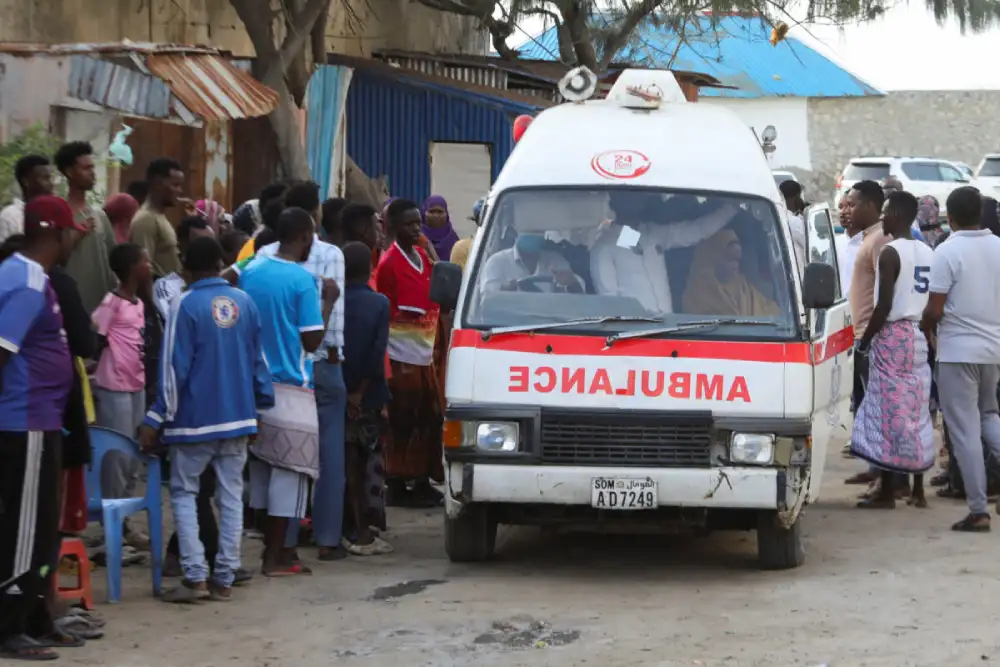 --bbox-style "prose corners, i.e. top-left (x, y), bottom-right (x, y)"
top-left (596, 0), bottom-right (664, 69)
